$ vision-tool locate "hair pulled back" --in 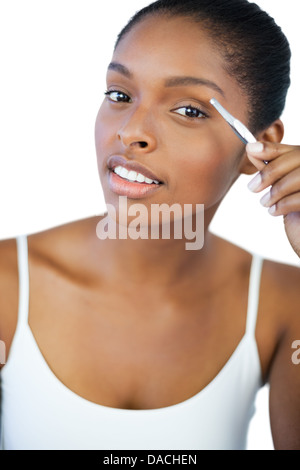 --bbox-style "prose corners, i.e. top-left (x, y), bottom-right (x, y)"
top-left (116, 0), bottom-right (291, 133)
